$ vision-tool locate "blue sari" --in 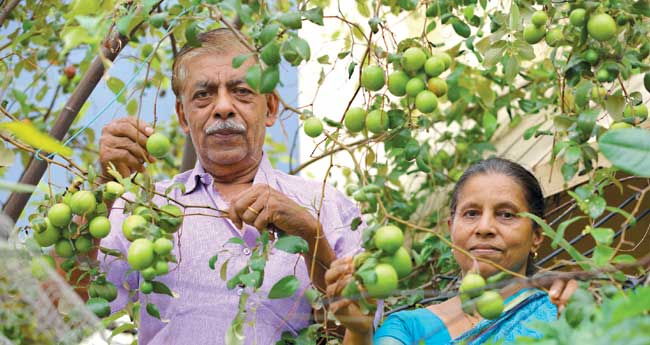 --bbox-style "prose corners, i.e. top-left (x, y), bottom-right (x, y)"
top-left (373, 288), bottom-right (557, 345)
